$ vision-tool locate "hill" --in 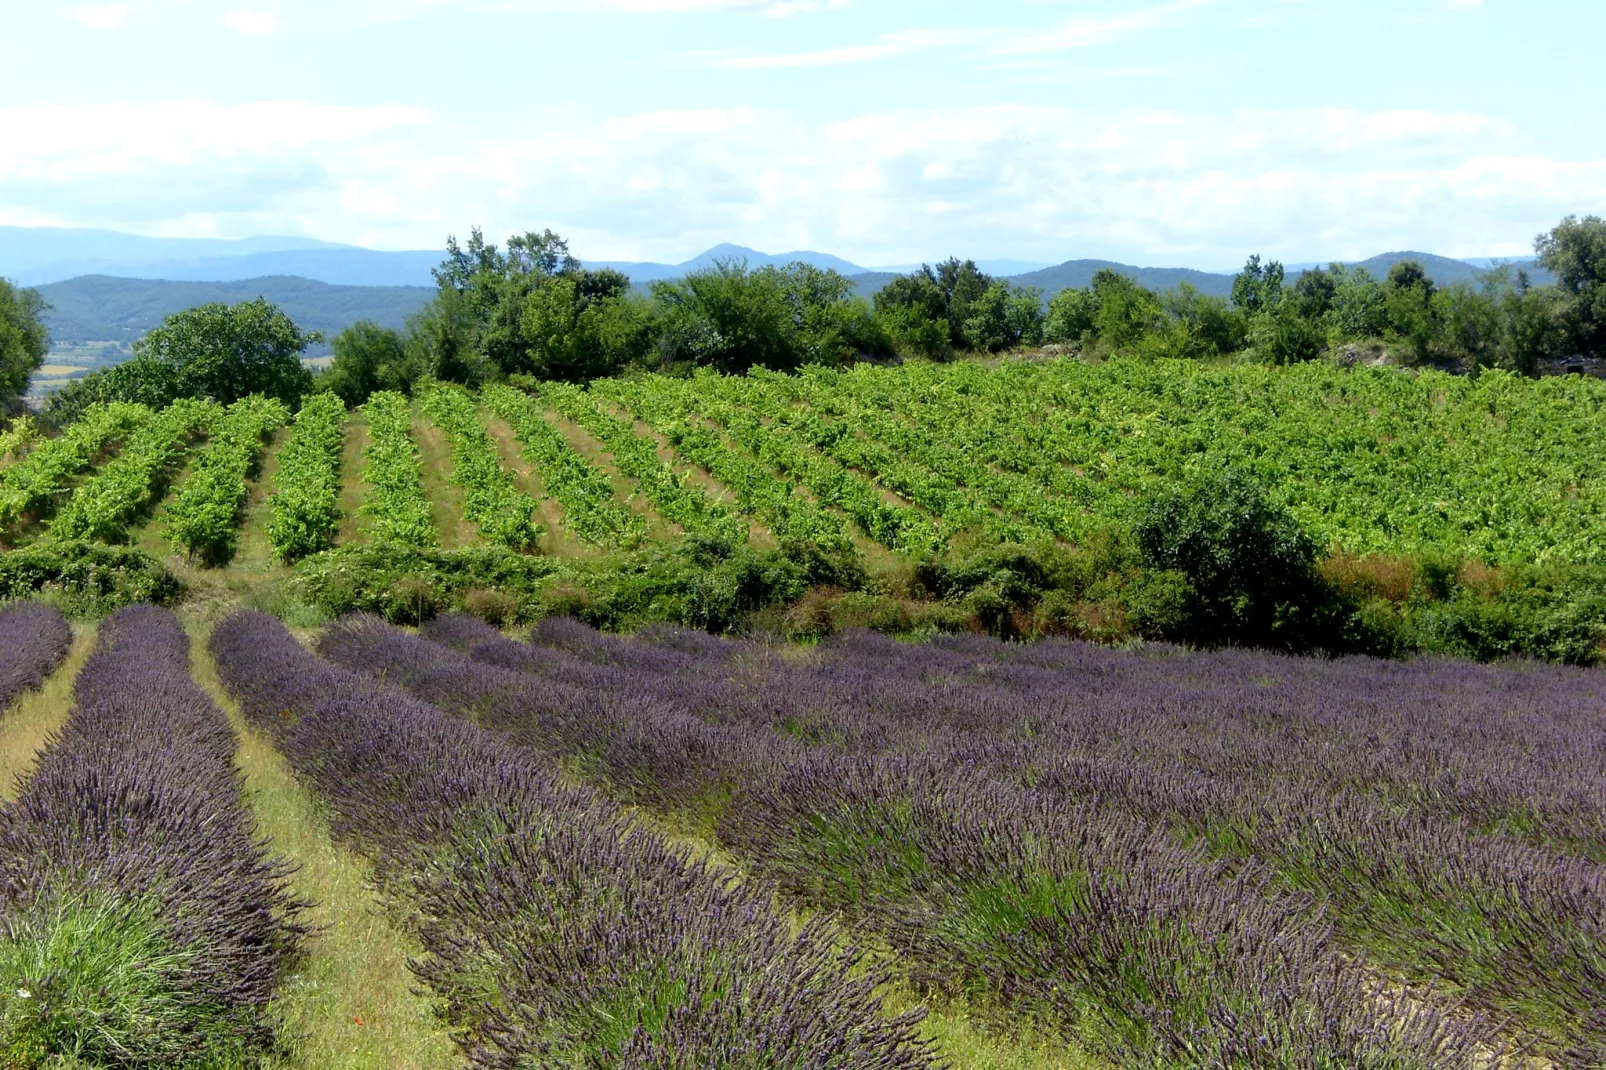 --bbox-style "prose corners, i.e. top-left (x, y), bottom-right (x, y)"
top-left (34, 275), bottom-right (434, 355)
